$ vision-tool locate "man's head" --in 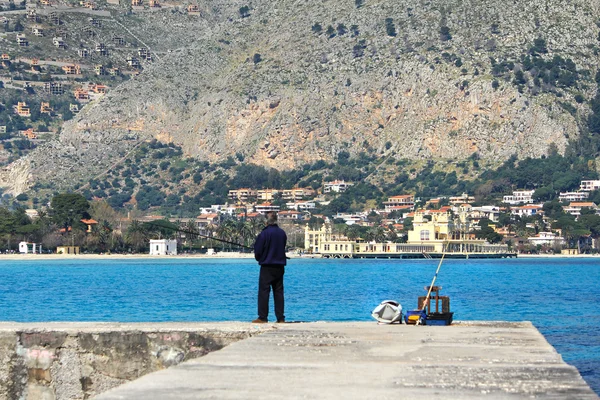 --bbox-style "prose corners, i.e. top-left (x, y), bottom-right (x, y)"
top-left (266, 211), bottom-right (278, 226)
